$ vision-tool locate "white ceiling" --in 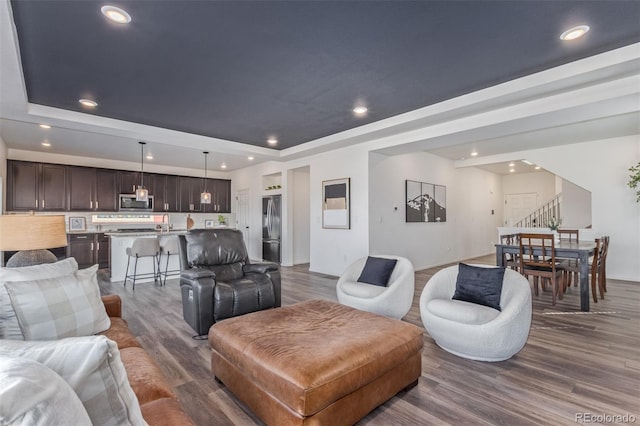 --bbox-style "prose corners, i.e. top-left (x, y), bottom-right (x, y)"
top-left (1, 0), bottom-right (639, 175)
